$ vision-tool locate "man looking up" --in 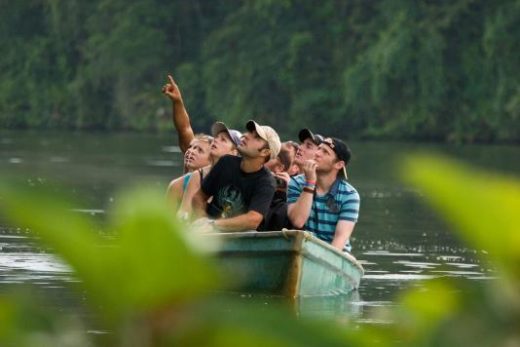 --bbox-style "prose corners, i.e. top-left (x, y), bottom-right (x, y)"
top-left (287, 138), bottom-right (360, 252)
top-left (293, 128), bottom-right (324, 176)
top-left (191, 120), bottom-right (281, 232)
